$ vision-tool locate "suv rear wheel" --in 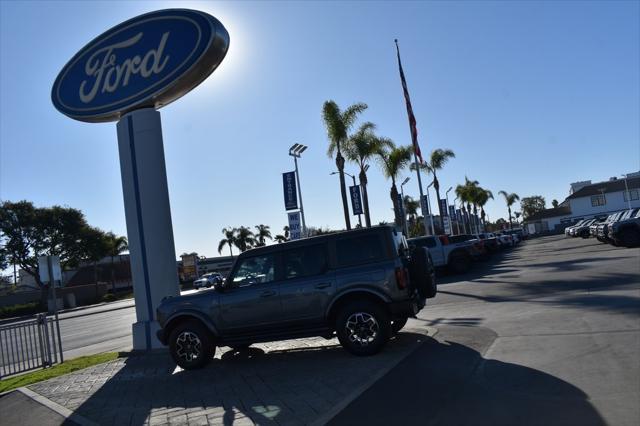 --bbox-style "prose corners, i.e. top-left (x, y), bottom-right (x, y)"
top-left (169, 320), bottom-right (215, 370)
top-left (336, 301), bottom-right (391, 356)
